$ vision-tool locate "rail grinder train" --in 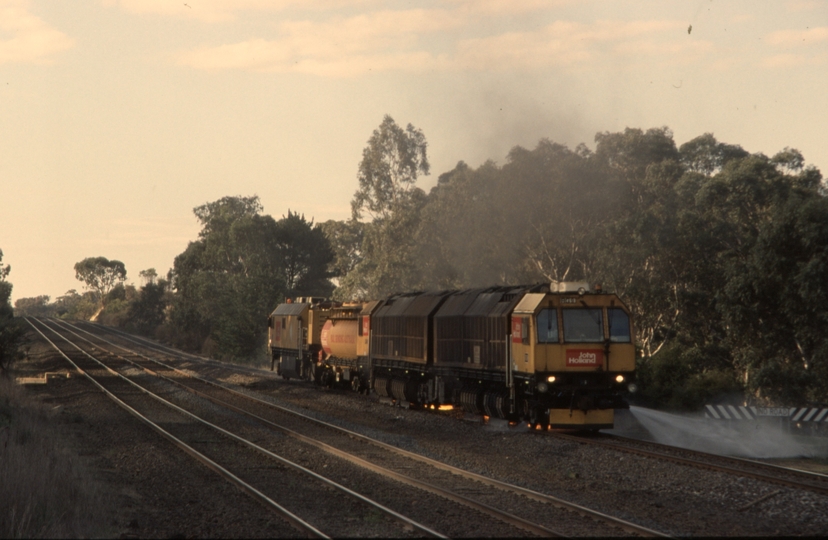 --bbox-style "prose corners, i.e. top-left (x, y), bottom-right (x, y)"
top-left (268, 282), bottom-right (636, 430)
